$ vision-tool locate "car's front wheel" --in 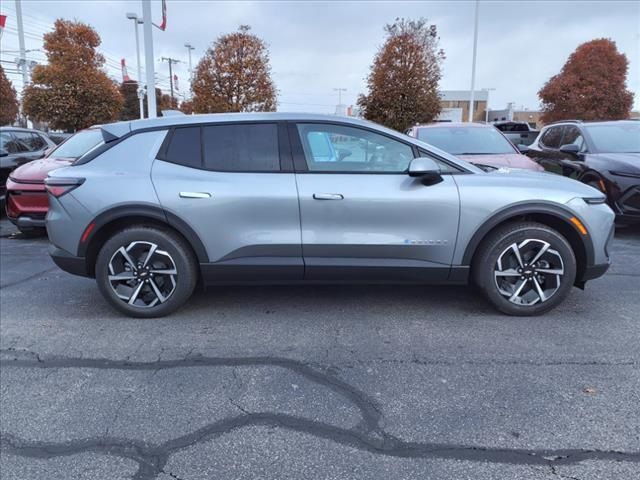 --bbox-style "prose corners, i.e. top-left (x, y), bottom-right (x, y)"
top-left (473, 222), bottom-right (577, 316)
top-left (95, 226), bottom-right (198, 318)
